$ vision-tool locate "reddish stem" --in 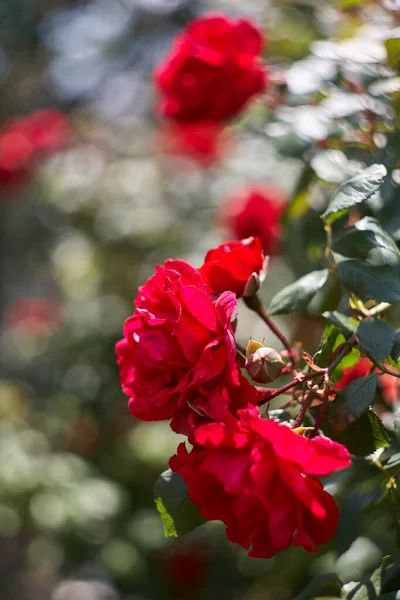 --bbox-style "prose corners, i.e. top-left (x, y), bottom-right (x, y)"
top-left (310, 375), bottom-right (330, 437)
top-left (291, 388), bottom-right (315, 429)
top-left (256, 371), bottom-right (322, 405)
